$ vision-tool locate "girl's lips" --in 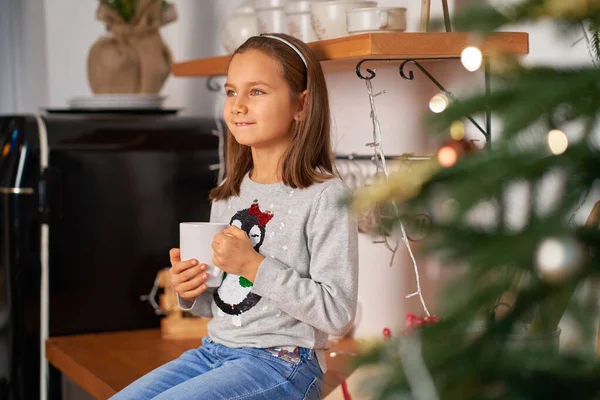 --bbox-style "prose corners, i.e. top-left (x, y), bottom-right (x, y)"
top-left (234, 122), bottom-right (255, 126)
